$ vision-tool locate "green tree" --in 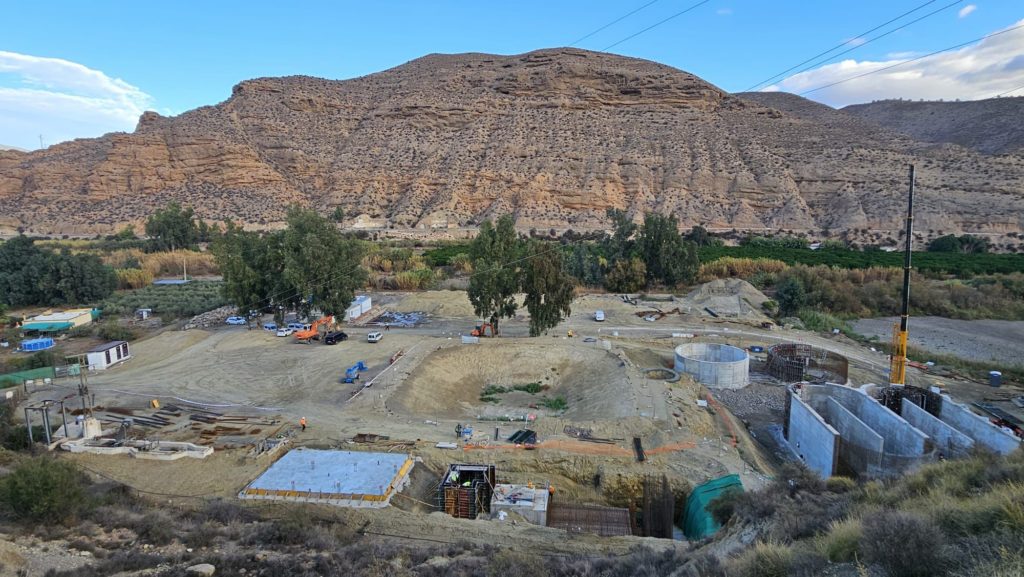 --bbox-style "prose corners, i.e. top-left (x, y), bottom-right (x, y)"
top-left (0, 458), bottom-right (88, 522)
top-left (280, 206), bottom-right (367, 318)
top-left (0, 237), bottom-right (116, 307)
top-left (331, 206), bottom-right (346, 222)
top-left (775, 276), bottom-right (806, 316)
top-left (637, 213), bottom-right (699, 286)
top-left (603, 208), bottom-right (637, 263)
top-left (145, 202), bottom-right (200, 251)
top-left (927, 234), bottom-right (961, 252)
top-left (467, 215), bottom-right (522, 335)
top-left (604, 257), bottom-right (647, 293)
top-left (522, 240), bottom-right (574, 336)
top-left (685, 225), bottom-right (712, 247)
top-left (212, 220), bottom-right (277, 315)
